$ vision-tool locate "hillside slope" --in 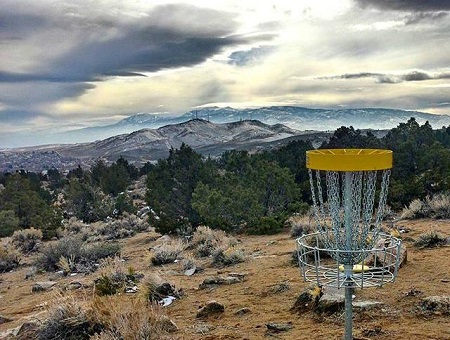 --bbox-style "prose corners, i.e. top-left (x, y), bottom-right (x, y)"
top-left (1, 120), bottom-right (331, 171)
top-left (0, 219), bottom-right (449, 339)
